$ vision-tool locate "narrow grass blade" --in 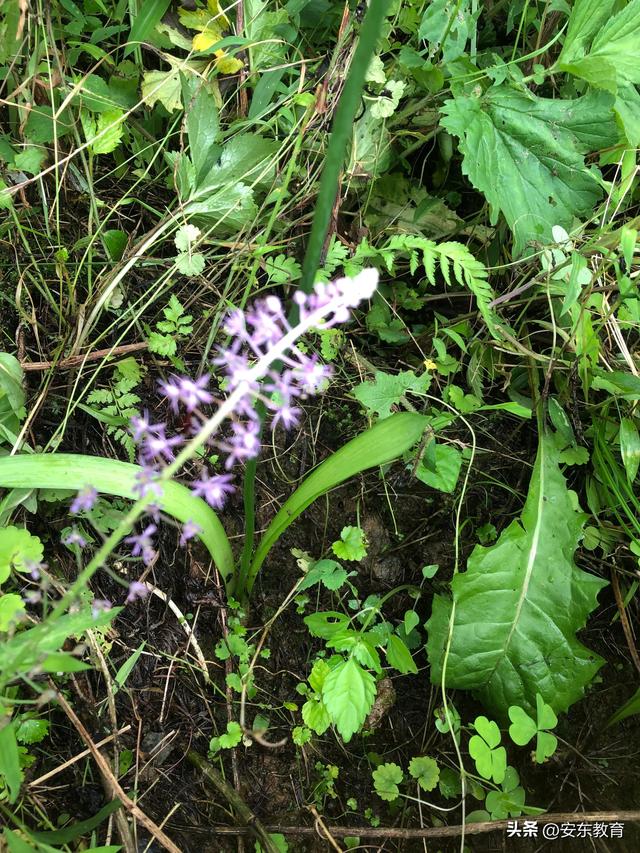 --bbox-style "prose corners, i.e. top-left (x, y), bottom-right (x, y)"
top-left (0, 454), bottom-right (234, 581)
top-left (124, 0), bottom-right (171, 57)
top-left (242, 413), bottom-right (427, 597)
